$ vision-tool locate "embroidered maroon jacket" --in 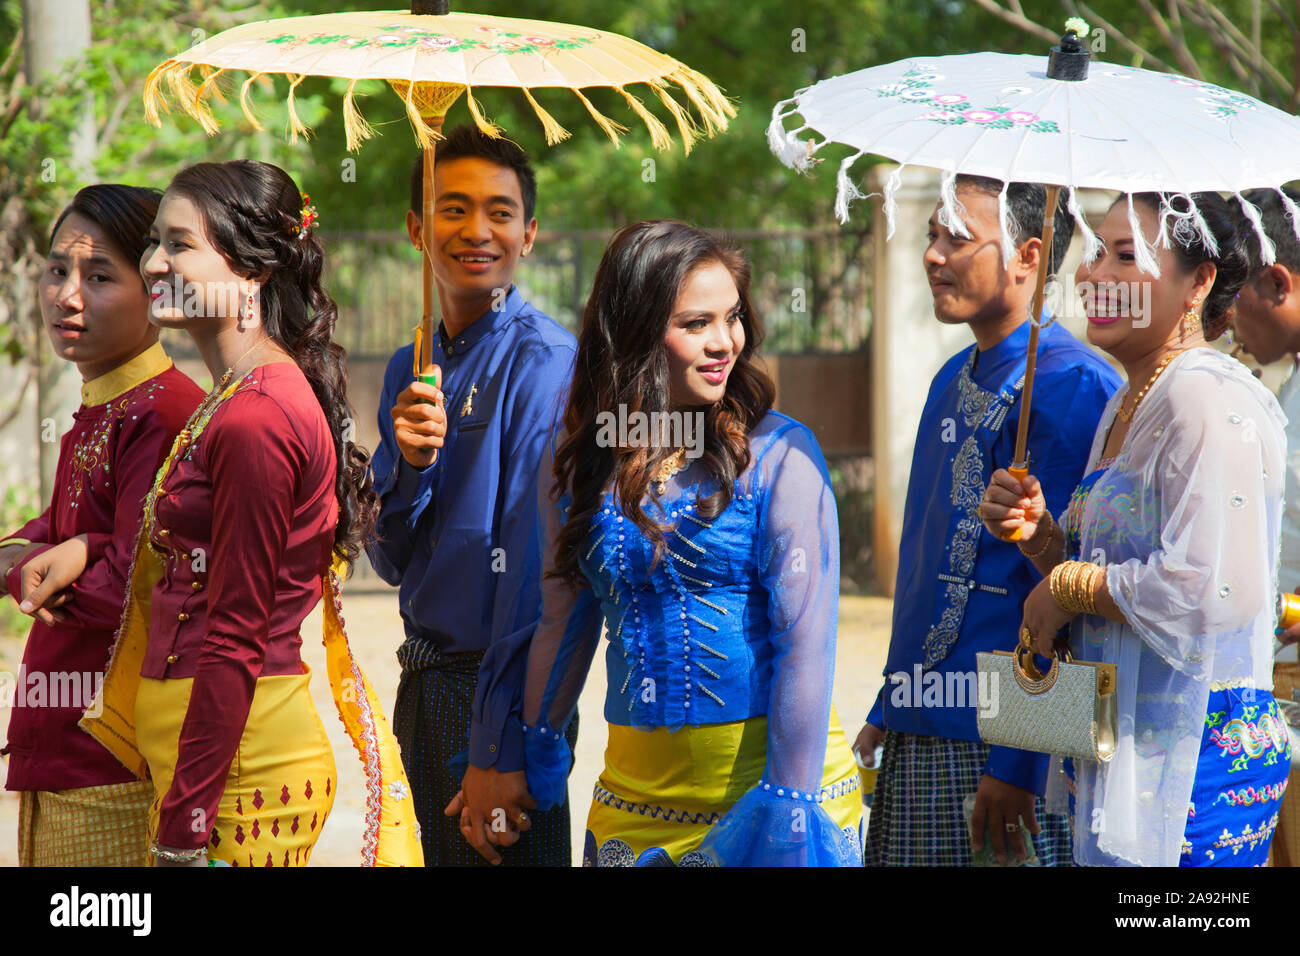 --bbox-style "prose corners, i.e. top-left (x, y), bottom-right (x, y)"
top-left (2, 344), bottom-right (203, 792)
